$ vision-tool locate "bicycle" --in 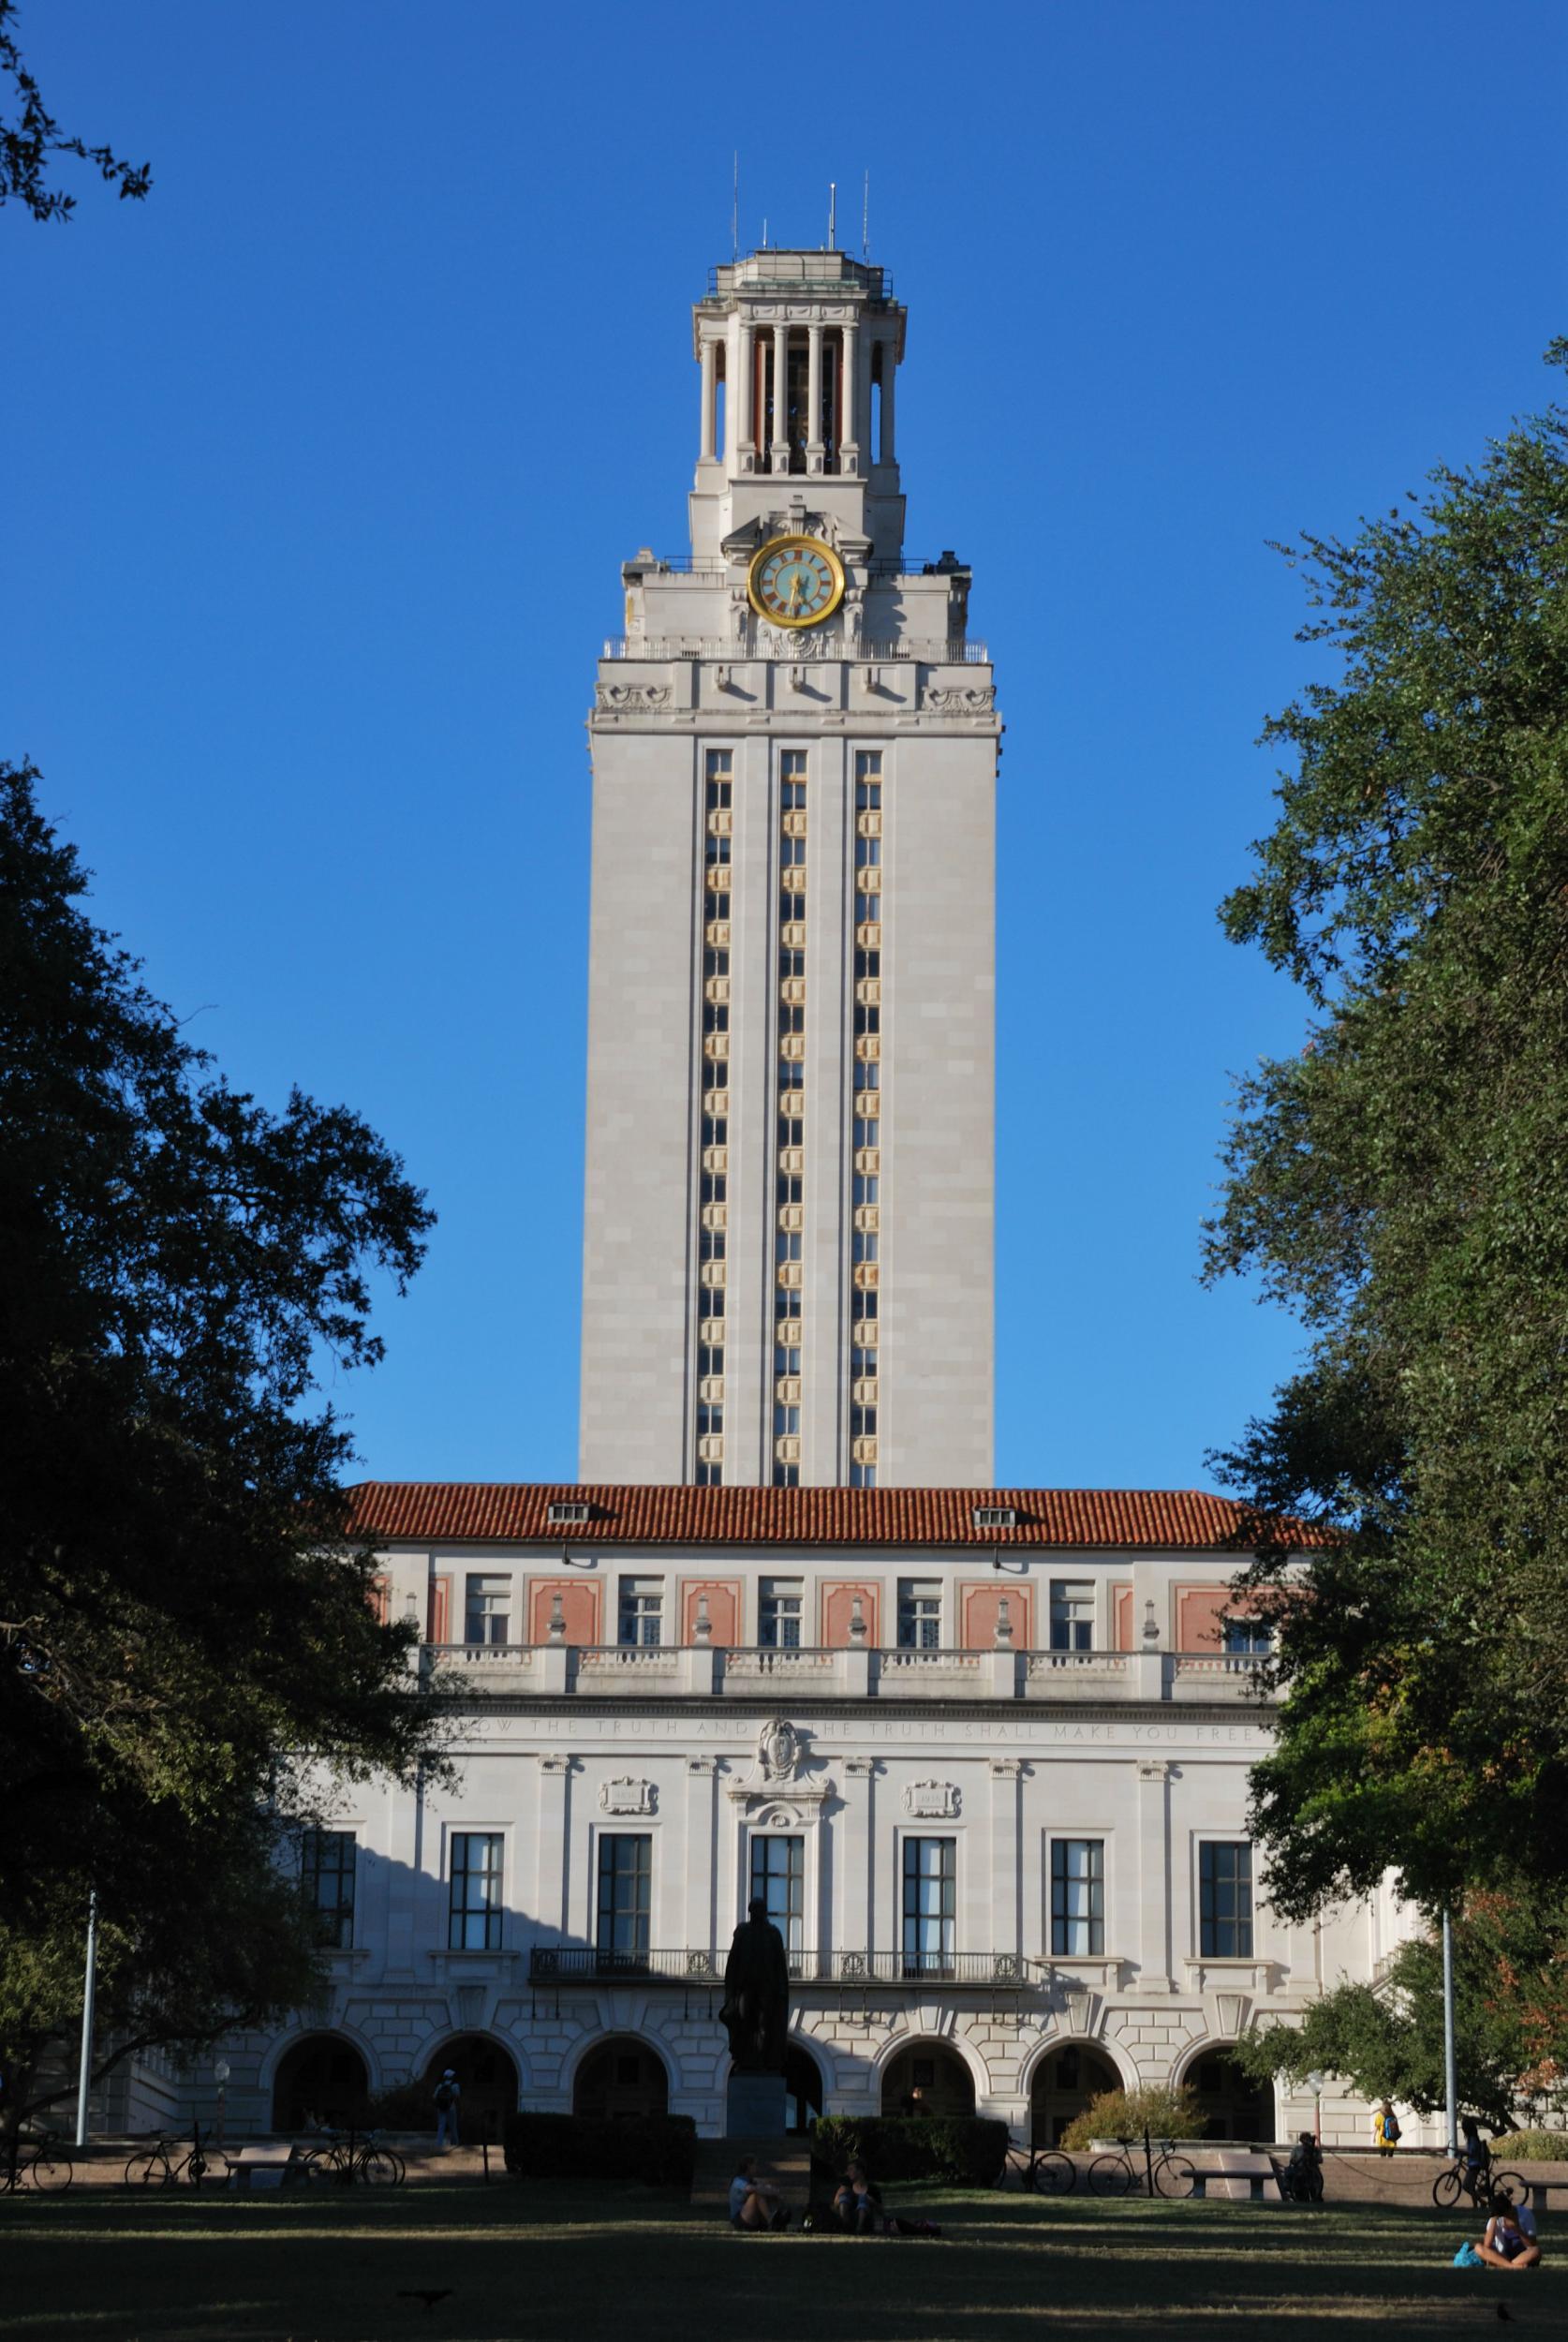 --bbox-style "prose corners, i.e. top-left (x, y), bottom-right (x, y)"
top-left (0, 2133), bottom-right (73, 2193)
top-left (124, 2127), bottom-right (220, 2189)
top-left (1087, 2135), bottom-right (1196, 2199)
top-left (1431, 2156), bottom-right (1528, 2212)
top-left (297, 2127), bottom-right (404, 2186)
top-left (995, 2139), bottom-right (1077, 2195)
